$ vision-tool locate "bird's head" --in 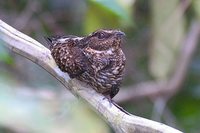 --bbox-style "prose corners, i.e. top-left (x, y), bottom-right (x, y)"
top-left (82, 29), bottom-right (125, 51)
